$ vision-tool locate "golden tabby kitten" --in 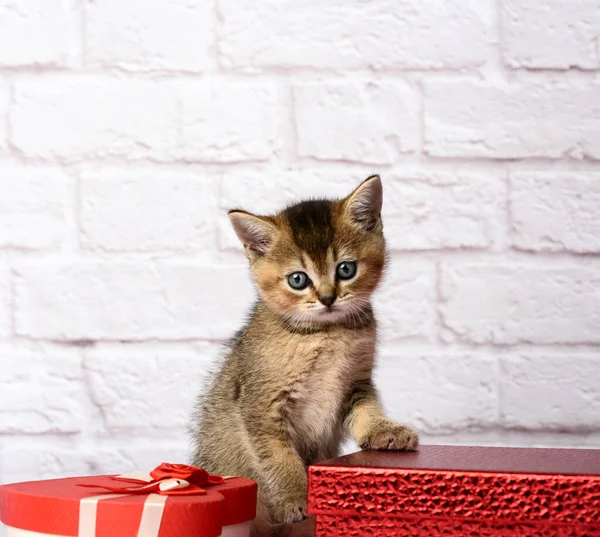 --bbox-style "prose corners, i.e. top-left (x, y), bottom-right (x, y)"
top-left (192, 175), bottom-right (418, 531)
